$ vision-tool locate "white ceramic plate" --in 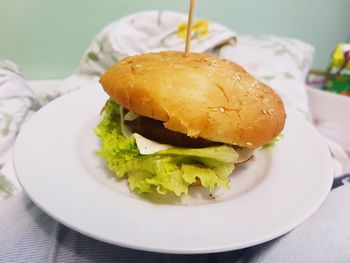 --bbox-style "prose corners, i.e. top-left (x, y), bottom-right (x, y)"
top-left (14, 86), bottom-right (333, 254)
